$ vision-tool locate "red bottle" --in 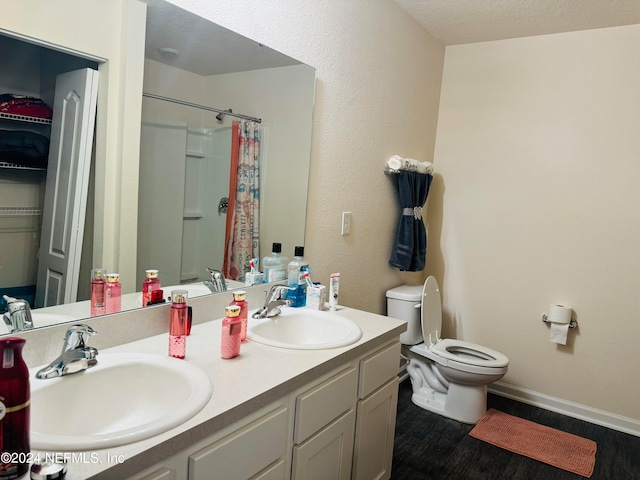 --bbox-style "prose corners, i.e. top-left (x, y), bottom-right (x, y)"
top-left (0, 337), bottom-right (29, 479)
top-left (230, 290), bottom-right (249, 341)
top-left (142, 269), bottom-right (161, 307)
top-left (221, 305), bottom-right (241, 359)
top-left (90, 268), bottom-right (106, 317)
top-left (169, 290), bottom-right (188, 359)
